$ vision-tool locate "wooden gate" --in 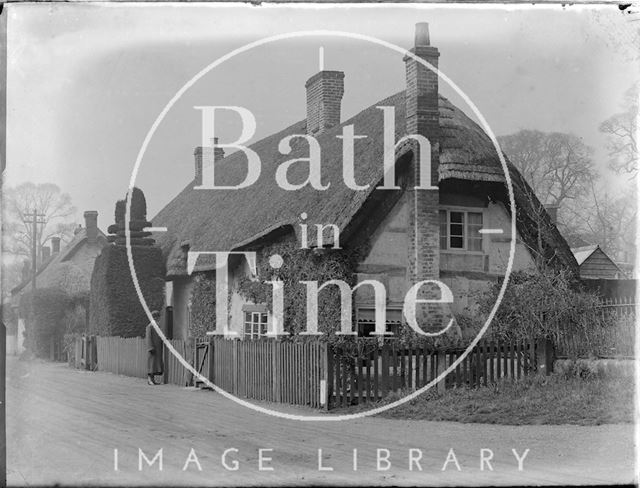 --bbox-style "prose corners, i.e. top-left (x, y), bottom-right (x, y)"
top-left (207, 339), bottom-right (328, 408)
